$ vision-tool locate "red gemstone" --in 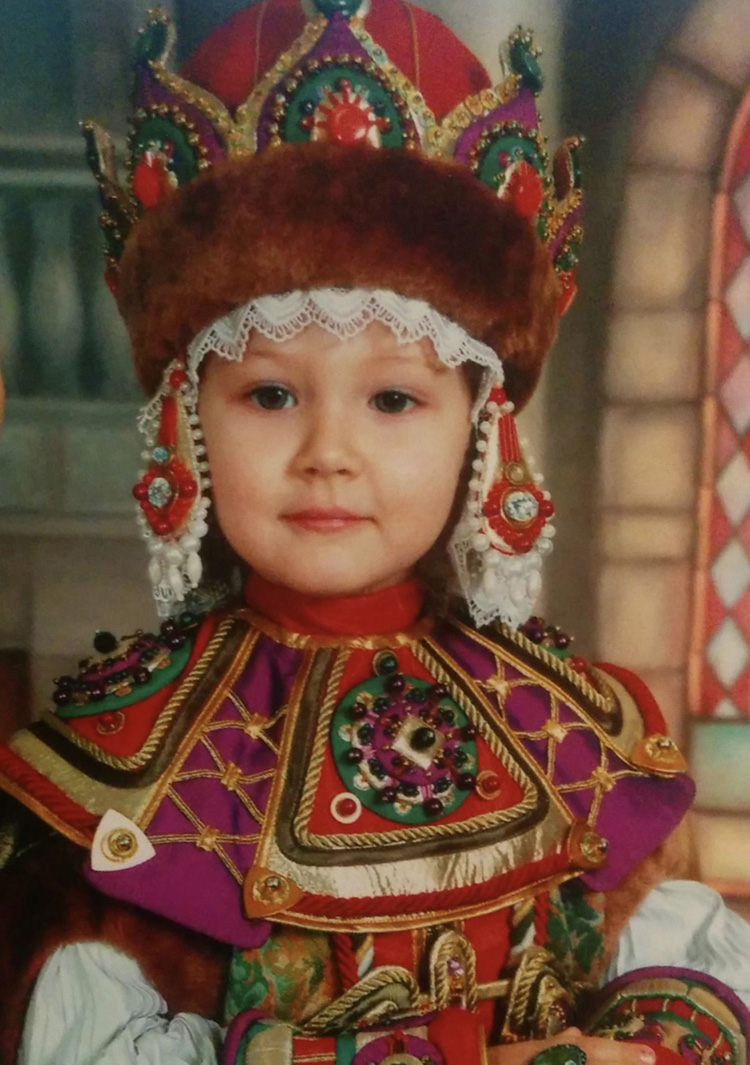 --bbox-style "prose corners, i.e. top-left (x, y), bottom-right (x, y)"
top-left (132, 159), bottom-right (165, 209)
top-left (153, 518), bottom-right (172, 537)
top-left (132, 482), bottom-right (148, 500)
top-left (326, 101), bottom-right (374, 146)
top-left (506, 161), bottom-right (544, 219)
